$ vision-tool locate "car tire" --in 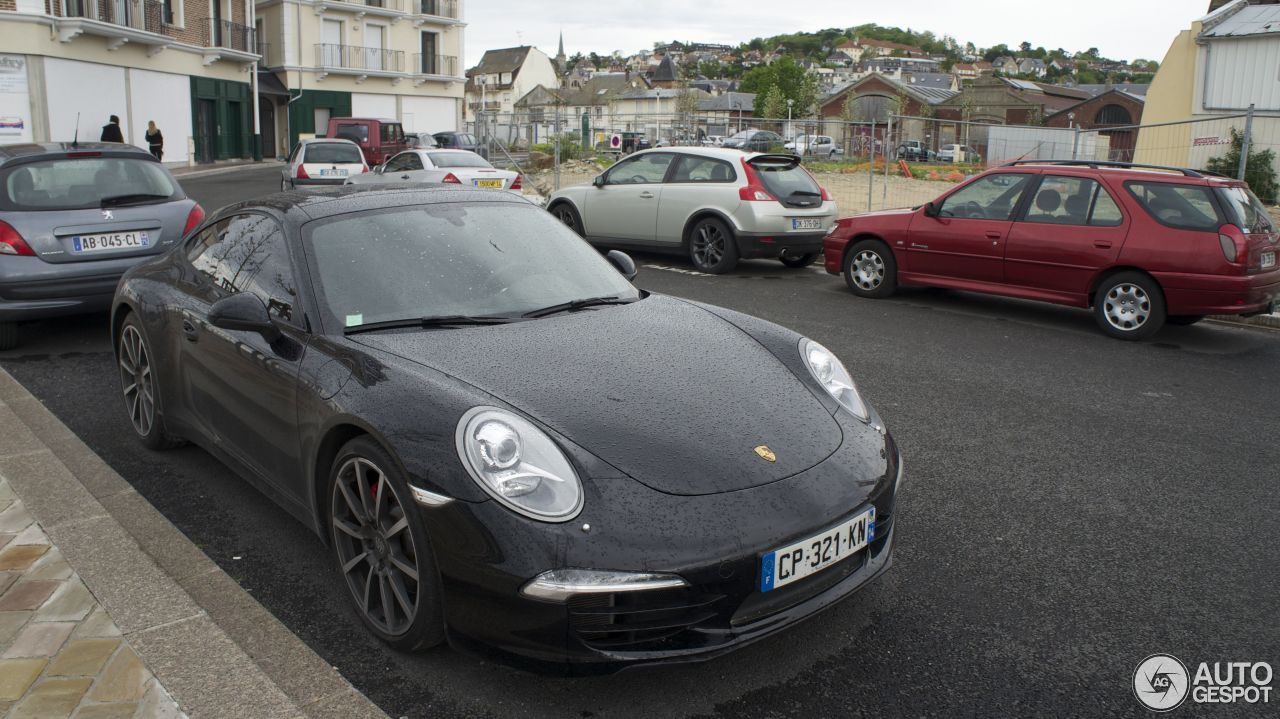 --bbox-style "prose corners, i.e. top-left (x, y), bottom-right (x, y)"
top-left (0, 322), bottom-right (16, 351)
top-left (1094, 272), bottom-right (1166, 340)
top-left (550, 202), bottom-right (585, 237)
top-left (116, 315), bottom-right (184, 450)
top-left (281, 178), bottom-right (289, 192)
top-left (780, 253), bottom-right (817, 268)
top-left (329, 436), bottom-right (445, 652)
top-left (688, 217), bottom-right (739, 274)
top-left (1167, 315), bottom-right (1205, 326)
top-left (843, 239), bottom-right (897, 298)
